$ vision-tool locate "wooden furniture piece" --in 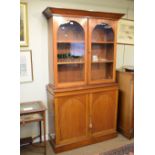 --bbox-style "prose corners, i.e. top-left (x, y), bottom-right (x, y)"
top-left (20, 101), bottom-right (47, 152)
top-left (43, 7), bottom-right (124, 152)
top-left (116, 67), bottom-right (134, 139)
